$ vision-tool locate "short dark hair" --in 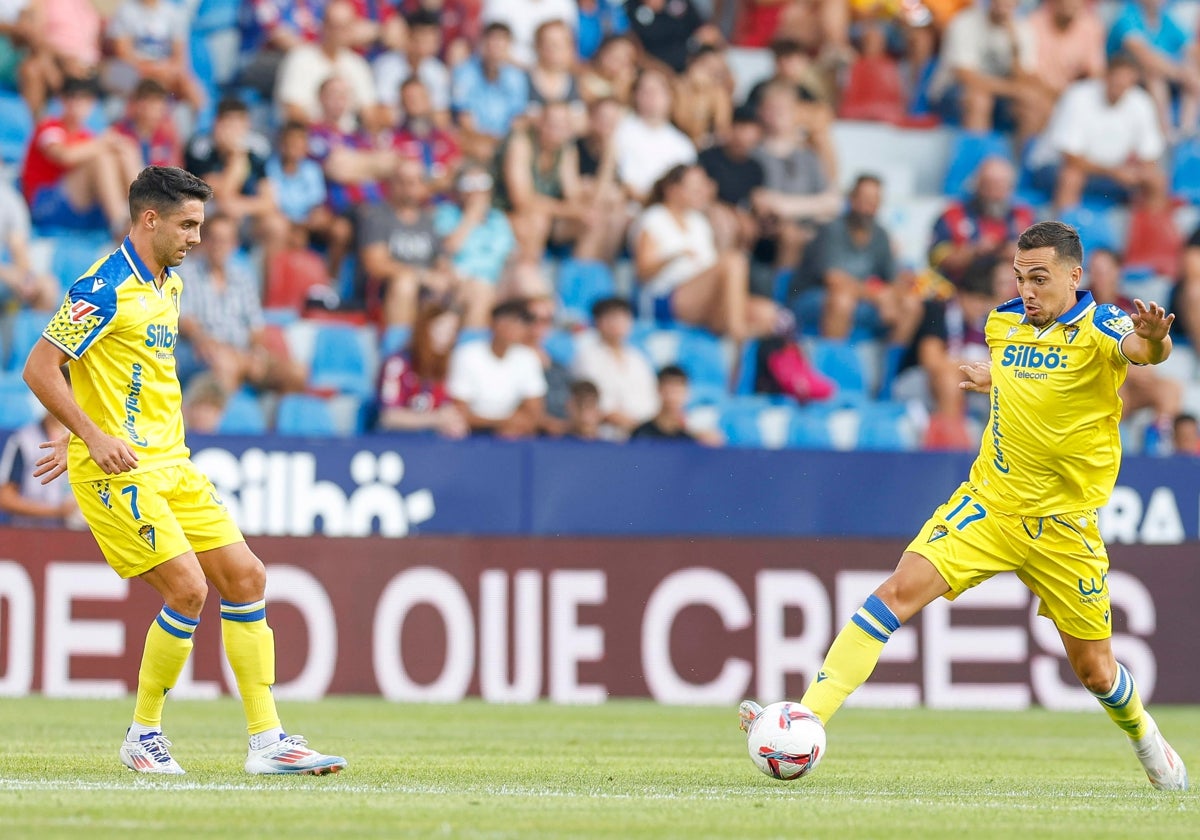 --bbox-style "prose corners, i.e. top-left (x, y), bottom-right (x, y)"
top-left (960, 253), bottom-right (1003, 298)
top-left (280, 119), bottom-right (308, 136)
top-left (770, 38), bottom-right (806, 59)
top-left (1109, 51), bottom-right (1140, 73)
top-left (1017, 221), bottom-right (1083, 267)
top-left (216, 97), bottom-right (250, 118)
top-left (406, 9), bottom-right (440, 30)
top-left (483, 21), bottom-right (512, 38)
top-left (591, 297), bottom-right (634, 322)
top-left (61, 75), bottom-right (101, 99)
top-left (132, 78), bottom-right (169, 100)
top-left (569, 380), bottom-right (600, 401)
top-left (852, 173), bottom-right (883, 193)
top-left (658, 364), bottom-right (688, 384)
top-left (128, 166), bottom-right (213, 221)
top-left (491, 298), bottom-right (533, 323)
